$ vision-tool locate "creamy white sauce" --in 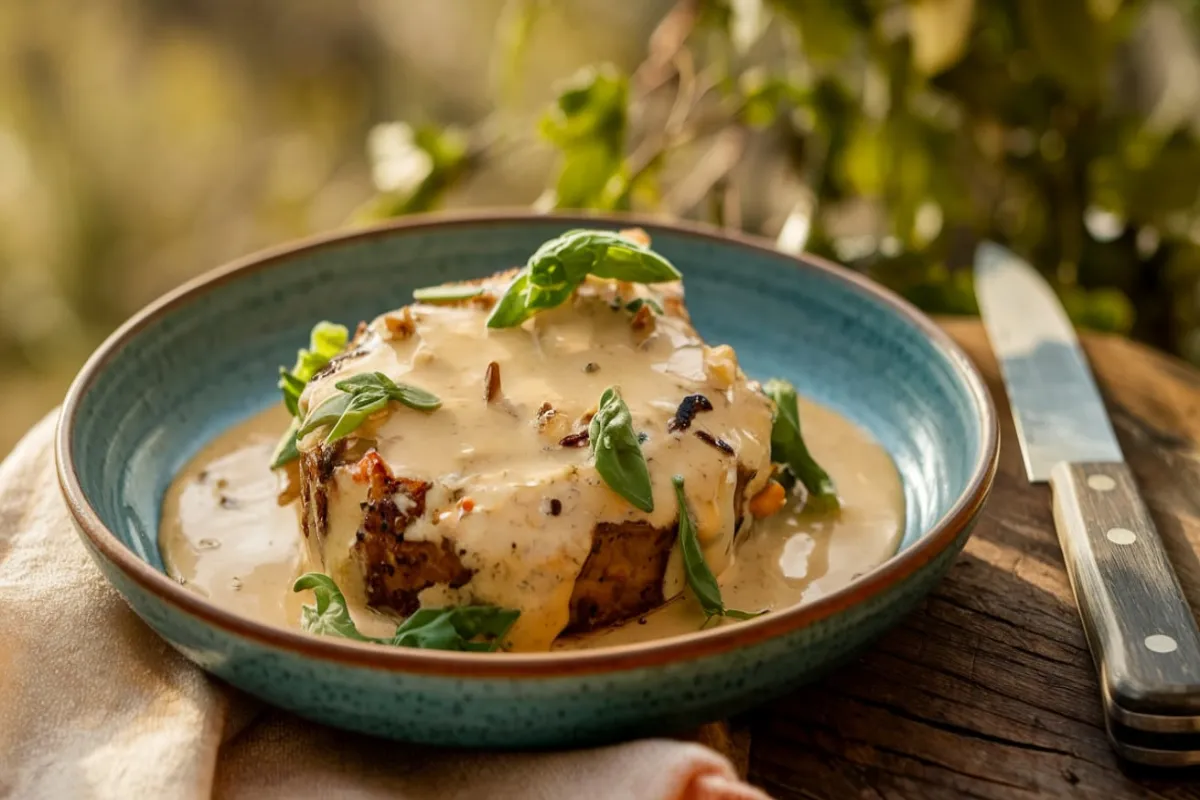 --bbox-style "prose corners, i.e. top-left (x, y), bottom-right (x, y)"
top-left (160, 398), bottom-right (905, 649)
top-left (293, 277), bottom-right (778, 650)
